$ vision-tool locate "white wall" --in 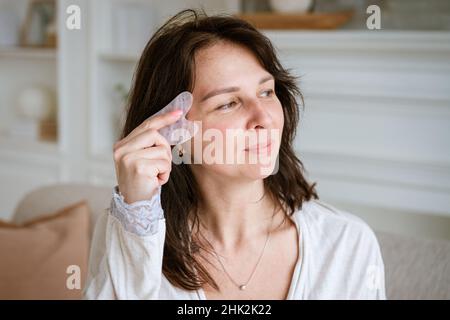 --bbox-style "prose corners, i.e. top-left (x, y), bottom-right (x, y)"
top-left (266, 31), bottom-right (450, 239)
